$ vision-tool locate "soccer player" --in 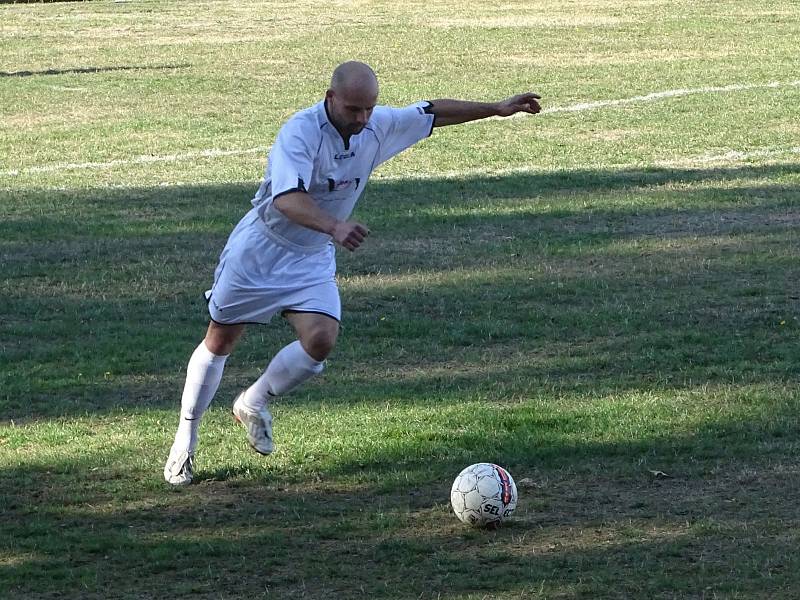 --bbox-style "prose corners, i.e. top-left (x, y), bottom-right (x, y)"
top-left (164, 61), bottom-right (541, 485)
